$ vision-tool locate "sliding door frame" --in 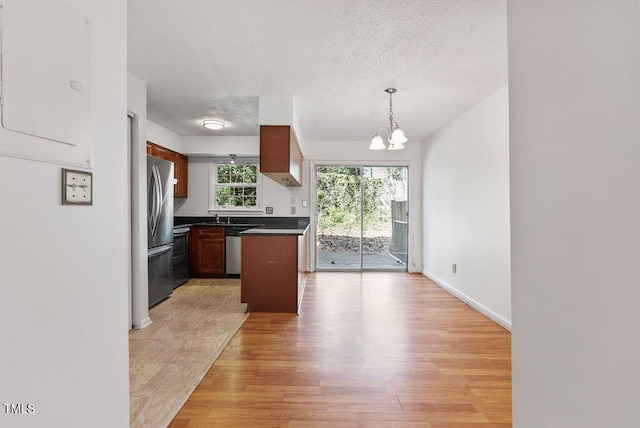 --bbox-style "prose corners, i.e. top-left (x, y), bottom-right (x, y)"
top-left (311, 160), bottom-right (410, 272)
